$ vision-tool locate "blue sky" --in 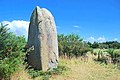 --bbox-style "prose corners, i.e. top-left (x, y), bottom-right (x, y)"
top-left (0, 0), bottom-right (120, 42)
